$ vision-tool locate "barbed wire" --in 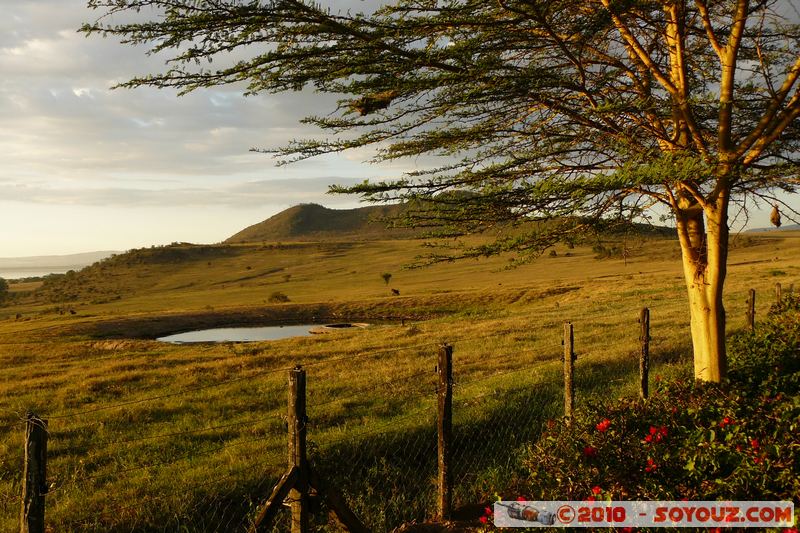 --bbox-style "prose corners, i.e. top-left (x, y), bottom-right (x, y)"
top-left (454, 350), bottom-right (555, 375)
top-left (454, 356), bottom-right (559, 390)
top-left (0, 347), bottom-right (168, 376)
top-left (62, 457), bottom-right (284, 531)
top-left (42, 340), bottom-right (446, 422)
top-left (0, 418), bottom-right (26, 432)
top-left (314, 395), bottom-right (437, 450)
top-left (308, 368), bottom-right (435, 412)
top-left (48, 427), bottom-right (282, 494)
top-left (45, 366), bottom-right (297, 420)
top-left (0, 491), bottom-right (21, 506)
top-left (52, 414), bottom-right (284, 459)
